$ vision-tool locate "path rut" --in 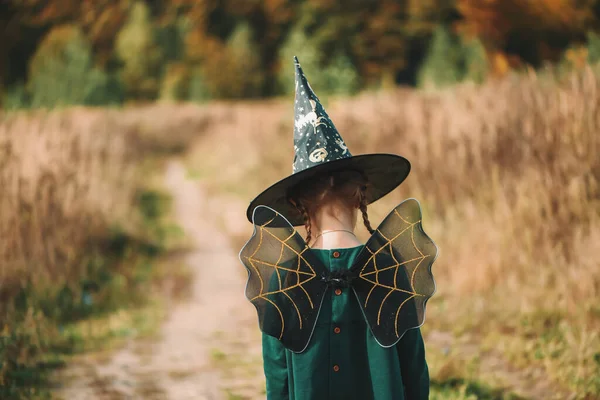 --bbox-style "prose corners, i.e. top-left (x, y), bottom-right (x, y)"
top-left (55, 161), bottom-right (262, 400)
